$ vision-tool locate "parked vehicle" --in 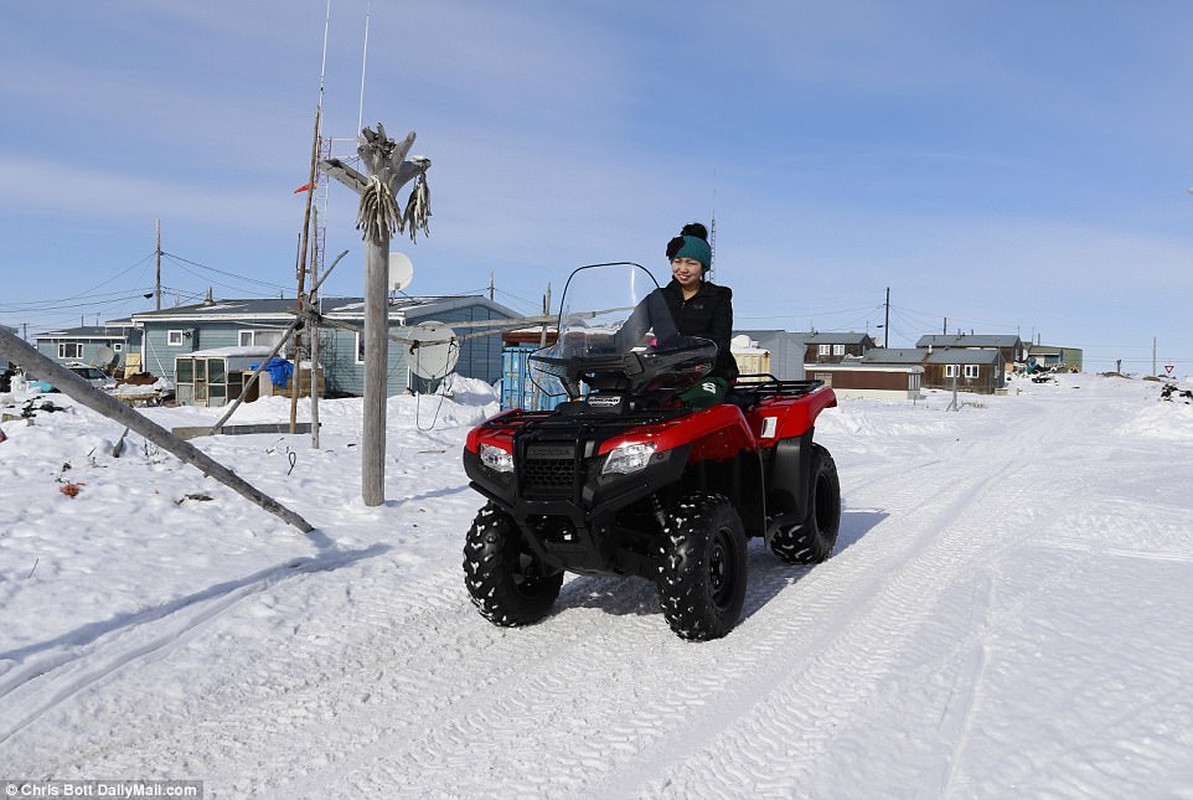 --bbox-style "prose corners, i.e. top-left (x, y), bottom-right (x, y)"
top-left (22, 363), bottom-right (112, 393)
top-left (462, 263), bottom-right (841, 640)
top-left (65, 364), bottom-right (112, 390)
